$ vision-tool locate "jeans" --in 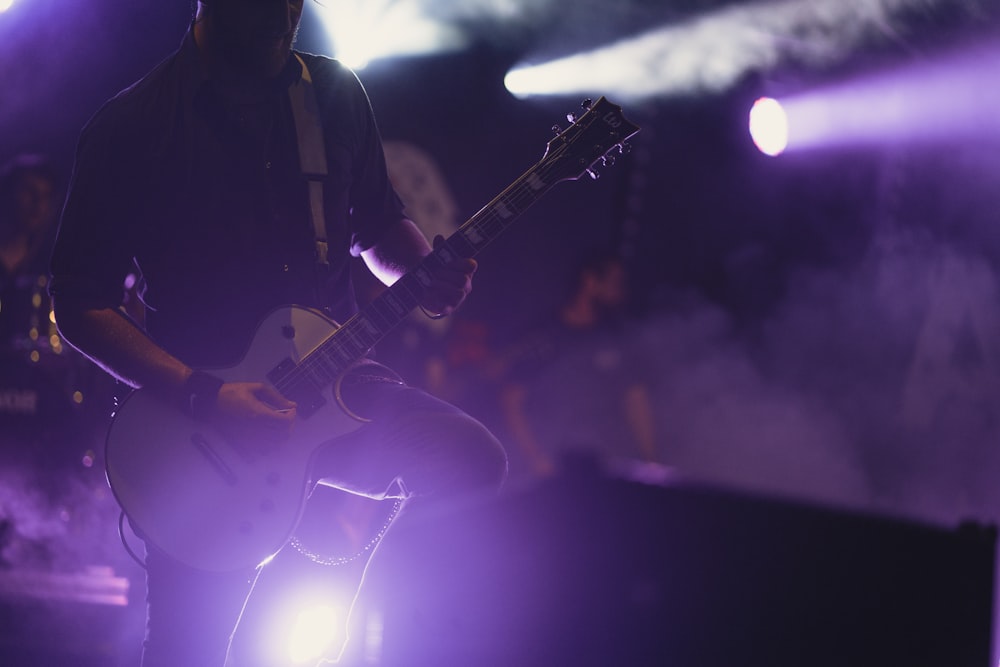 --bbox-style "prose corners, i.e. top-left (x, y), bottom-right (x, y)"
top-left (139, 373), bottom-right (507, 667)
